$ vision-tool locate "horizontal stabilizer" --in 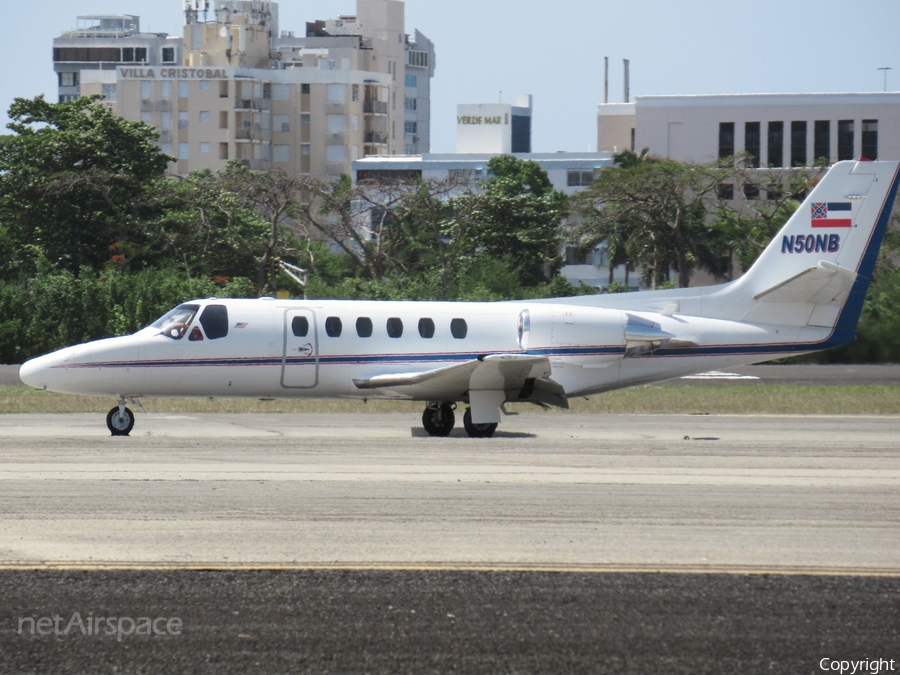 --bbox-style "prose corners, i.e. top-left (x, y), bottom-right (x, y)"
top-left (753, 261), bottom-right (857, 305)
